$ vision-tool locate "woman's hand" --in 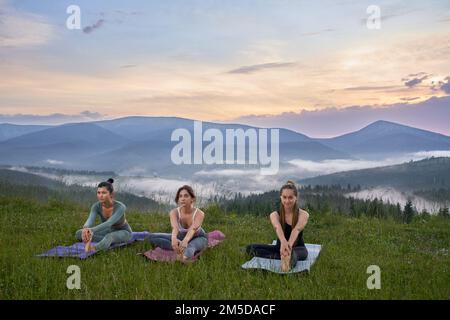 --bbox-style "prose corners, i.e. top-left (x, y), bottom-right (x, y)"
top-left (82, 228), bottom-right (92, 243)
top-left (179, 239), bottom-right (188, 254)
top-left (287, 240), bottom-right (296, 251)
top-left (172, 238), bottom-right (181, 253)
top-left (280, 240), bottom-right (291, 257)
